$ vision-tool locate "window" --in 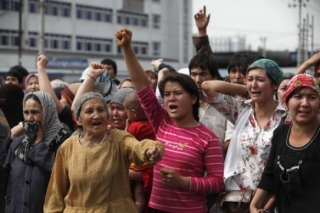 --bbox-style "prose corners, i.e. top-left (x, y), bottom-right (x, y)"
top-left (77, 9), bottom-right (82, 19)
top-left (77, 41), bottom-right (82, 50)
top-left (152, 42), bottom-right (160, 56)
top-left (76, 36), bottom-right (112, 53)
top-left (52, 40), bottom-right (59, 49)
top-left (95, 12), bottom-right (101, 21)
top-left (152, 14), bottom-right (160, 29)
top-left (1, 35), bottom-right (8, 46)
top-left (41, 1), bottom-right (71, 18)
top-left (62, 40), bottom-right (70, 50)
top-left (76, 5), bottom-right (113, 23)
top-left (1, 0), bottom-right (20, 11)
top-left (12, 36), bottom-right (19, 46)
top-left (0, 30), bottom-right (21, 48)
top-left (43, 33), bottom-right (72, 51)
top-left (130, 41), bottom-right (148, 56)
top-left (29, 2), bottom-right (37, 13)
top-left (117, 11), bottom-right (148, 28)
top-left (29, 37), bottom-right (37, 47)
